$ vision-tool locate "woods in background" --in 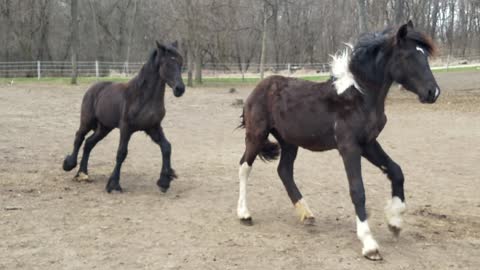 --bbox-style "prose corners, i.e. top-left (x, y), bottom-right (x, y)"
top-left (1, 0), bottom-right (479, 82)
